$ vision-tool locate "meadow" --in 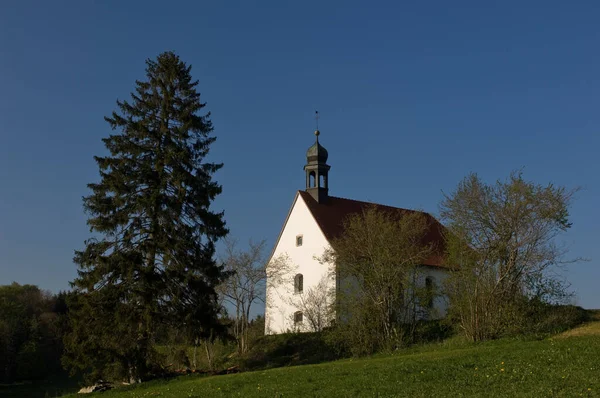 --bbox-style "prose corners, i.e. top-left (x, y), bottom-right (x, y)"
top-left (58, 319), bottom-right (600, 398)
